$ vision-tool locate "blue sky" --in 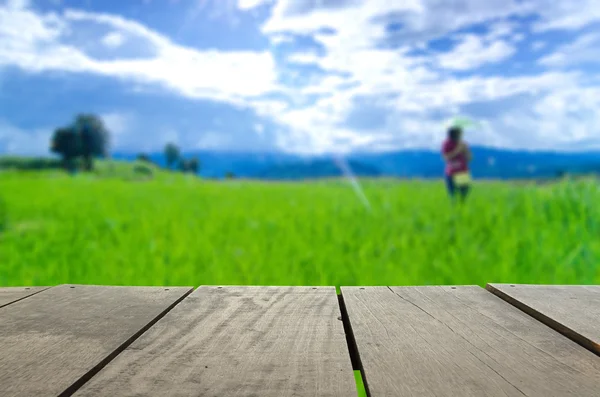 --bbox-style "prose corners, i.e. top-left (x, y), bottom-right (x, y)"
top-left (1, 0), bottom-right (599, 156)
